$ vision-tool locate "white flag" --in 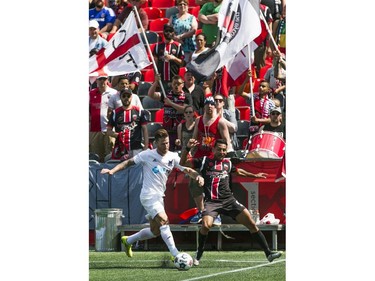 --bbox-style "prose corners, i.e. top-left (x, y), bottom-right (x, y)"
top-left (186, 0), bottom-right (260, 82)
top-left (89, 12), bottom-right (151, 77)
